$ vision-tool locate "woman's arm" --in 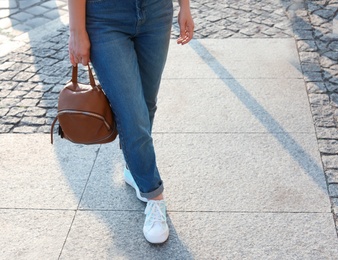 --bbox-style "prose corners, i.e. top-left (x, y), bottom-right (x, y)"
top-left (177, 0), bottom-right (194, 45)
top-left (68, 0), bottom-right (90, 66)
